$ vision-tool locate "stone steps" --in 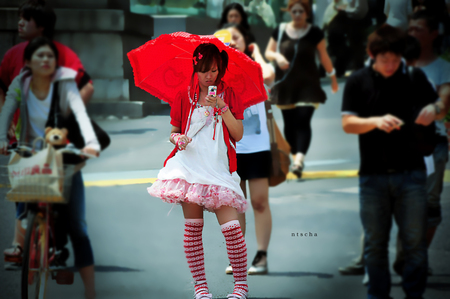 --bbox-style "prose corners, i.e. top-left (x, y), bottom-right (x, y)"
top-left (0, 0), bottom-right (273, 118)
top-left (0, 1), bottom-right (163, 118)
